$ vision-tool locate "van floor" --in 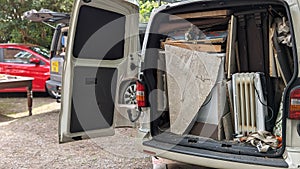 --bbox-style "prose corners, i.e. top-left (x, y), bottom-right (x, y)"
top-left (143, 133), bottom-right (288, 168)
top-left (151, 131), bottom-right (280, 157)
